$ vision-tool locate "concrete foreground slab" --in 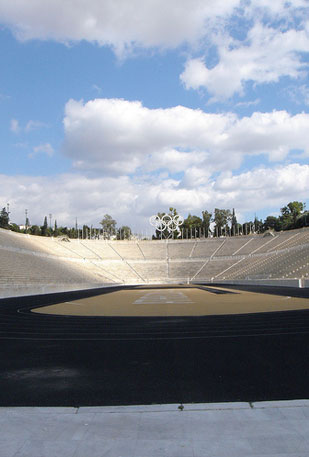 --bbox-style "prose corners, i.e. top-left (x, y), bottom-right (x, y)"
top-left (1, 401), bottom-right (309, 457)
